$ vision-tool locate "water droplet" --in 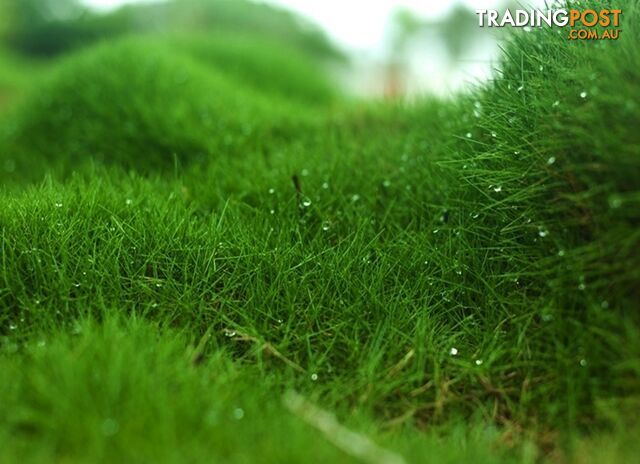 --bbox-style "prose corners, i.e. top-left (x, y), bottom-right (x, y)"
top-left (491, 131), bottom-right (497, 138)
top-left (539, 65), bottom-right (544, 71)
top-left (269, 209), bottom-right (275, 215)
top-left (311, 373), bottom-right (318, 381)
top-left (125, 199), bottom-right (132, 206)
top-left (517, 86), bottom-right (524, 92)
top-left (268, 188), bottom-right (275, 195)
top-left (155, 283), bottom-right (162, 288)
top-left (475, 359), bottom-right (483, 366)
top-left (557, 249), bottom-right (566, 257)
top-left (55, 202), bottom-right (63, 208)
top-left (547, 156), bottom-right (556, 165)
top-left (472, 212), bottom-right (480, 219)
top-left (578, 277), bottom-right (586, 291)
top-left (321, 222), bottom-right (331, 232)
top-left (224, 329), bottom-right (236, 338)
top-left (538, 228), bottom-right (549, 238)
top-left (449, 347), bottom-right (458, 356)
top-left (9, 323), bottom-right (16, 331)
top-left (301, 169), bottom-right (309, 177)
top-left (608, 195), bottom-right (622, 209)
top-left (101, 418), bottom-right (119, 436)
top-left (322, 182), bottom-right (329, 190)
top-left (579, 359), bottom-right (588, 367)
top-left (466, 132), bottom-right (472, 139)
top-left (580, 91), bottom-right (588, 99)
top-left (552, 100), bottom-right (560, 108)
top-left (74, 283), bottom-right (81, 288)
top-left (301, 198), bottom-right (312, 208)
top-left (37, 340), bottom-right (46, 348)
top-left (351, 194), bottom-right (360, 203)
top-left (601, 300), bottom-right (609, 309)
top-left (382, 180), bottom-right (391, 188)
top-left (432, 229), bottom-right (440, 234)
top-left (233, 408), bottom-right (245, 420)
top-left (493, 185), bottom-right (502, 193)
